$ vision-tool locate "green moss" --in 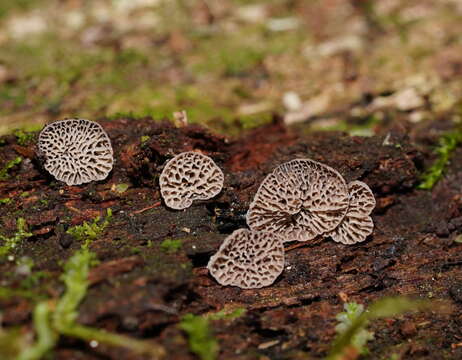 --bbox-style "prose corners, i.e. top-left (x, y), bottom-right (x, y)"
top-left (418, 130), bottom-right (462, 190)
top-left (17, 301), bottom-right (57, 360)
top-left (53, 248), bottom-right (96, 330)
top-left (0, 0), bottom-right (44, 19)
top-left (14, 129), bottom-right (35, 146)
top-left (15, 233), bottom-right (165, 359)
top-left (239, 112), bottom-right (273, 130)
top-left (327, 297), bottom-right (431, 360)
top-left (179, 314), bottom-right (219, 360)
top-left (66, 208), bottom-right (112, 246)
top-left (0, 84), bottom-right (28, 110)
top-left (20, 271), bottom-right (49, 290)
top-left (140, 135), bottom-right (150, 147)
top-left (39, 199), bottom-right (49, 206)
top-left (160, 238), bottom-right (182, 253)
top-left (0, 218), bottom-right (33, 258)
top-left (311, 114), bottom-right (381, 136)
top-left (0, 157), bottom-right (22, 180)
top-left (0, 198), bottom-right (11, 204)
top-left (114, 183), bottom-right (129, 193)
top-left (0, 287), bottom-right (38, 300)
top-left (208, 307), bottom-right (246, 321)
top-left (130, 246), bottom-right (141, 255)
